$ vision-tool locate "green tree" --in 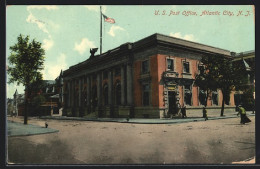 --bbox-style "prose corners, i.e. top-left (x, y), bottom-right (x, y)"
top-left (194, 55), bottom-right (218, 107)
top-left (7, 34), bottom-right (45, 124)
top-left (195, 54), bottom-right (238, 116)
